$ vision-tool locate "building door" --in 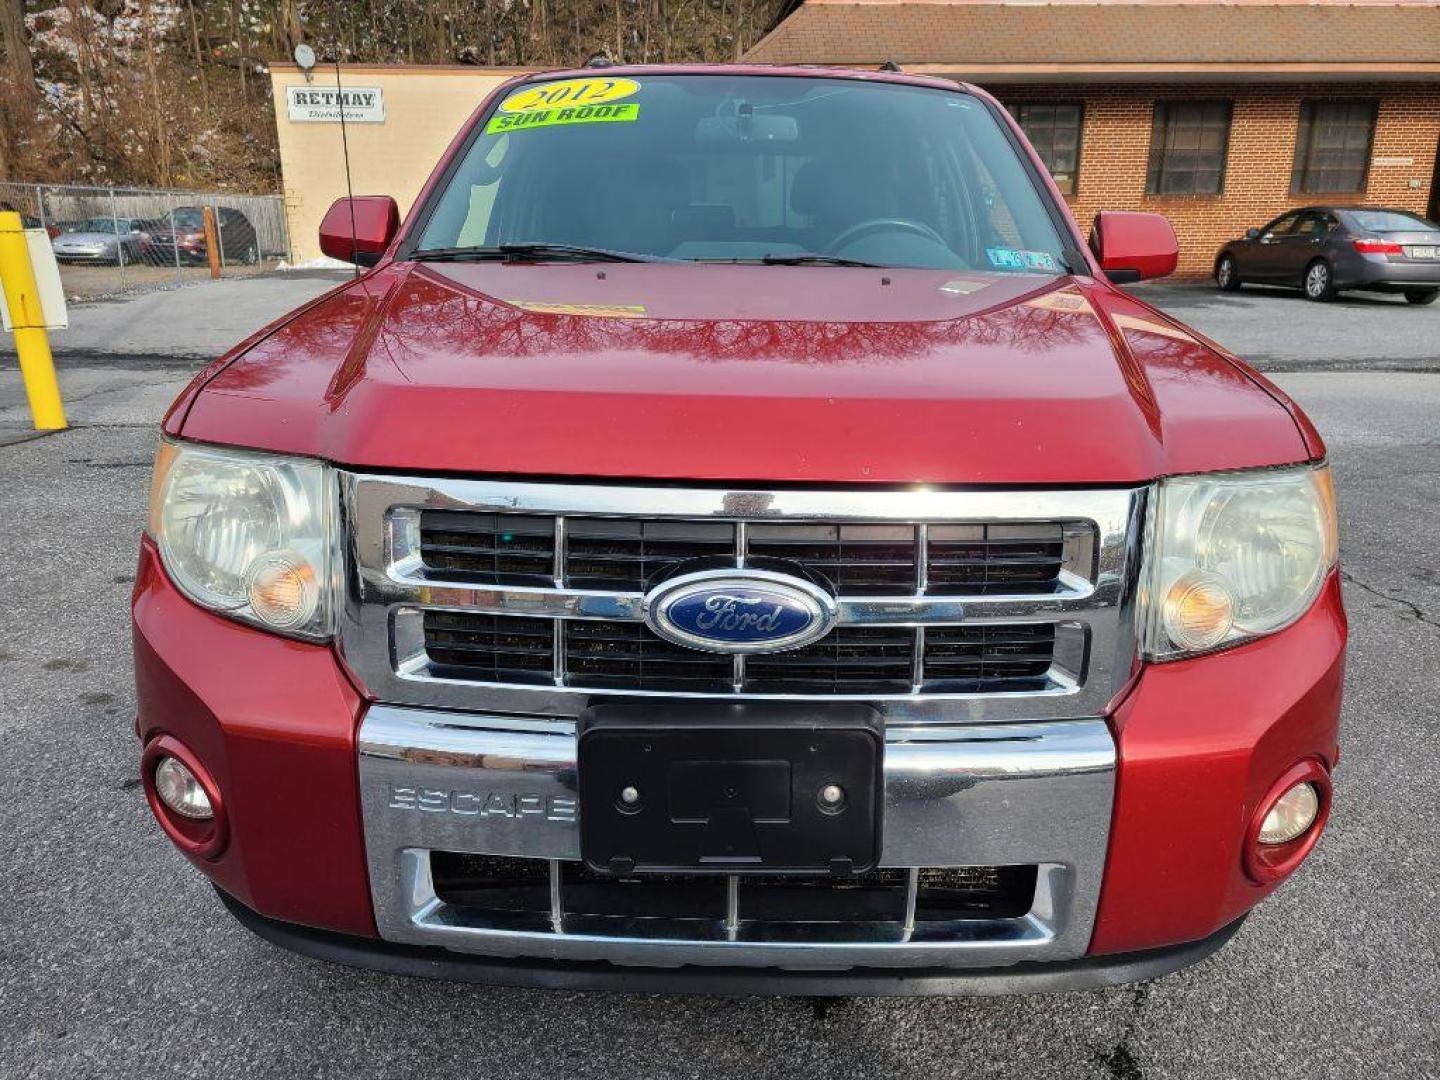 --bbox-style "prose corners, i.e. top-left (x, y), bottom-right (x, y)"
top-left (1430, 139), bottom-right (1440, 223)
